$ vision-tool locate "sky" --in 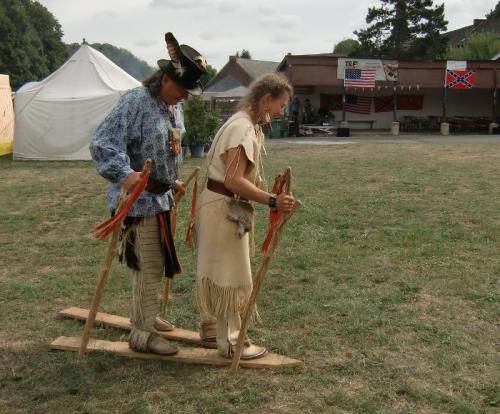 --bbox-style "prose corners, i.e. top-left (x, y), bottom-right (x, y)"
top-left (38, 0), bottom-right (498, 70)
